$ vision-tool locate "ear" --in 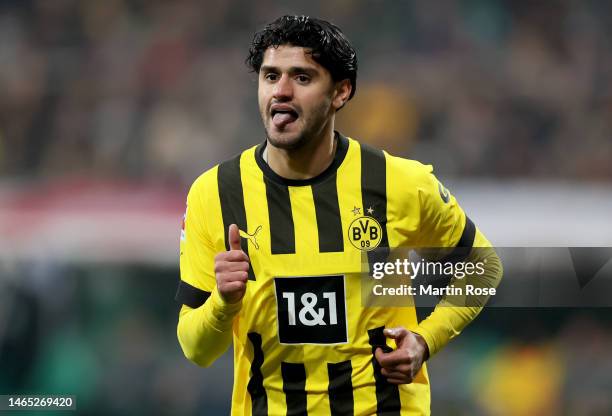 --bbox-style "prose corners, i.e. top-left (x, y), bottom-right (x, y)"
top-left (332, 79), bottom-right (352, 111)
